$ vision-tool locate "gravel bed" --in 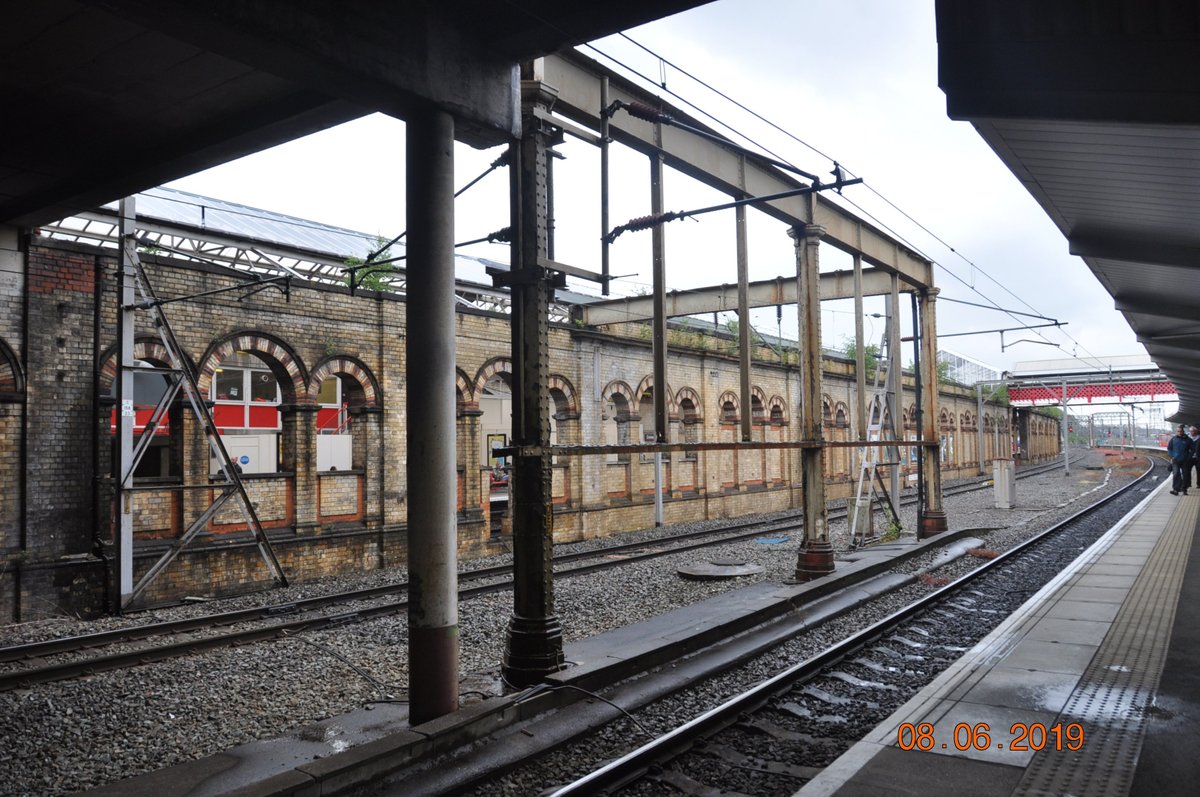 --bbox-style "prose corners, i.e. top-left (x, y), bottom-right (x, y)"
top-left (0, 449), bottom-right (1149, 795)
